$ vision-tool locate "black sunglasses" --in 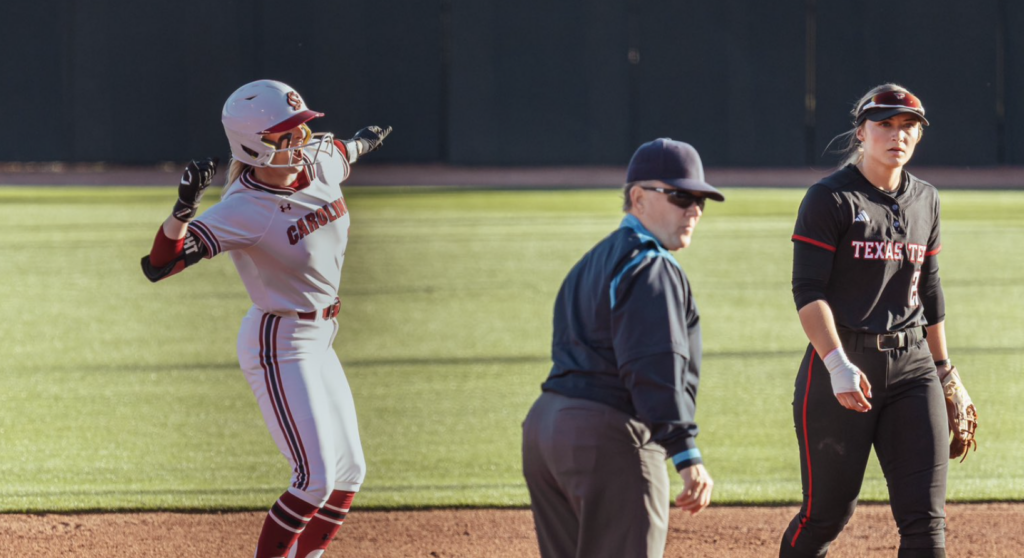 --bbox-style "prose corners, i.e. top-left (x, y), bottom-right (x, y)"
top-left (640, 186), bottom-right (706, 210)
